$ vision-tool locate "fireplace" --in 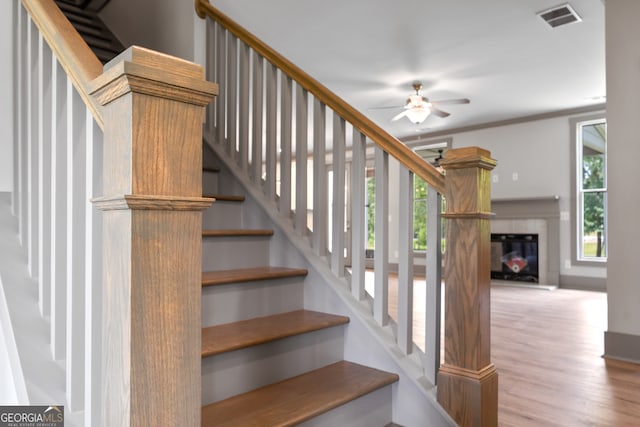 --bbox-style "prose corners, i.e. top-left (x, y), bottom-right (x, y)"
top-left (491, 233), bottom-right (539, 282)
top-left (491, 197), bottom-right (560, 286)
